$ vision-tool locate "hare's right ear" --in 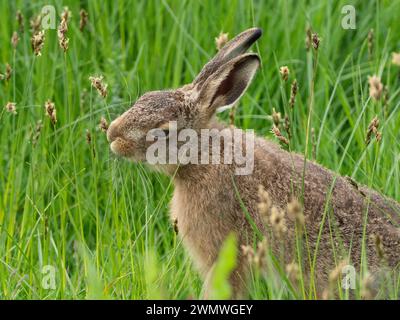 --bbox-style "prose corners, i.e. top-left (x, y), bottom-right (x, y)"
top-left (192, 28), bottom-right (262, 90)
top-left (196, 53), bottom-right (260, 117)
